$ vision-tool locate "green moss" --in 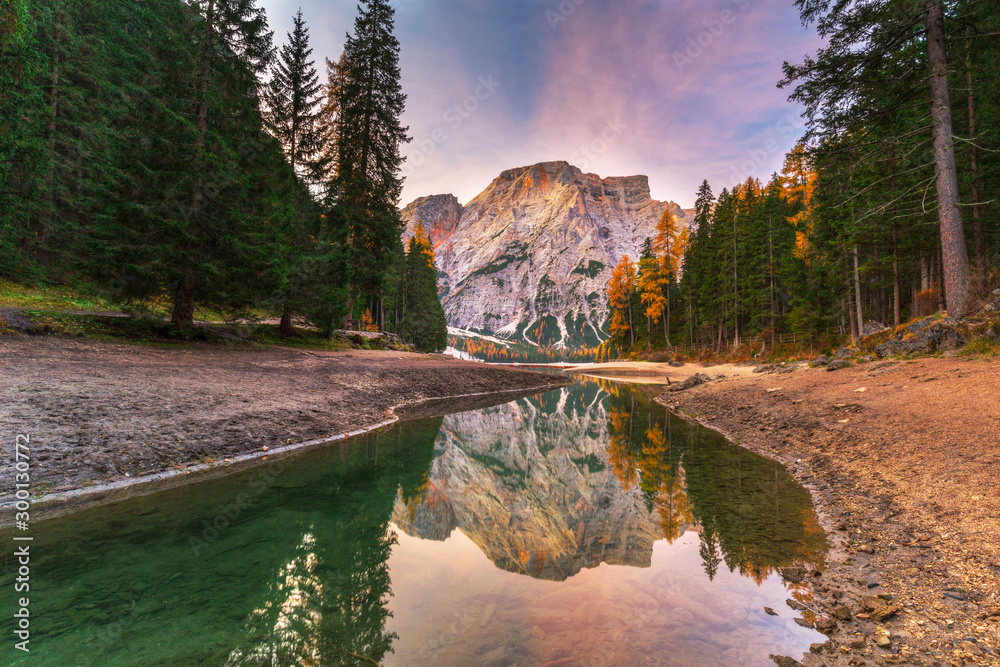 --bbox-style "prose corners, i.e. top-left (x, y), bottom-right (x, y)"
top-left (571, 453), bottom-right (606, 474)
top-left (467, 242), bottom-right (529, 279)
top-left (571, 260), bottom-right (605, 279)
top-left (857, 328), bottom-right (892, 351)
